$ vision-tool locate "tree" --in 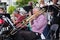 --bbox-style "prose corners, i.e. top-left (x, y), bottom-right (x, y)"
top-left (8, 5), bottom-right (16, 14)
top-left (16, 0), bottom-right (37, 7)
